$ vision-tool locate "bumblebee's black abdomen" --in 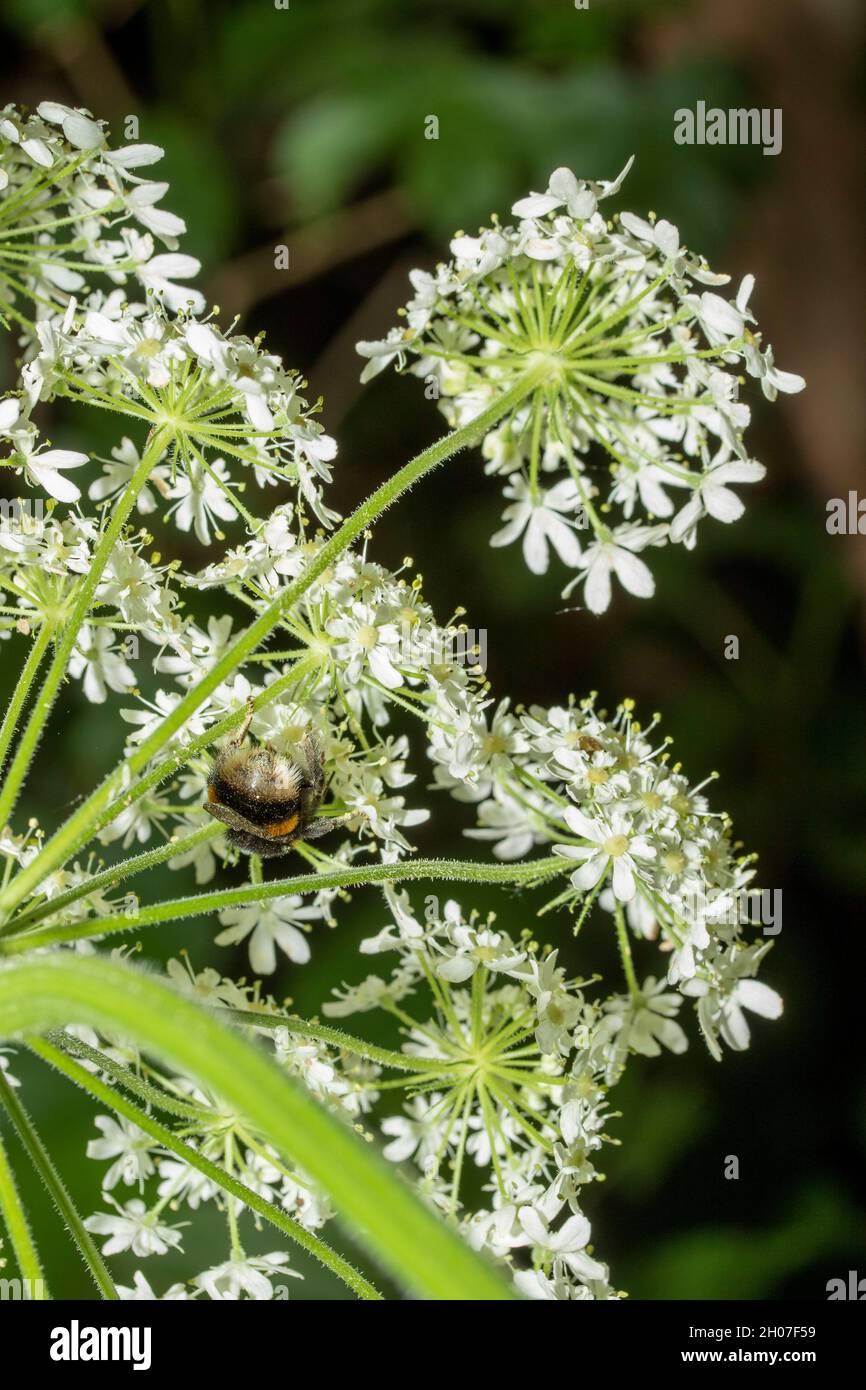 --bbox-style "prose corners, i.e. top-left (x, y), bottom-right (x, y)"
top-left (207, 744), bottom-right (303, 829)
top-left (208, 775), bottom-right (300, 829)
